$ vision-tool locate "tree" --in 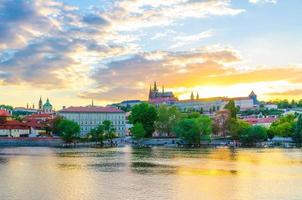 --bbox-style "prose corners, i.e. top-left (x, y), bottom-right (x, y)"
top-left (57, 119), bottom-right (80, 143)
top-left (224, 100), bottom-right (238, 119)
top-left (229, 119), bottom-right (251, 140)
top-left (174, 115), bottom-right (213, 146)
top-left (294, 114), bottom-right (302, 145)
top-left (154, 105), bottom-right (182, 137)
top-left (88, 124), bottom-right (105, 146)
top-left (268, 114), bottom-right (295, 137)
top-left (186, 112), bottom-right (201, 119)
top-left (240, 125), bottom-right (267, 146)
top-left (174, 118), bottom-right (200, 146)
top-left (212, 110), bottom-right (230, 137)
top-left (196, 115), bottom-right (212, 142)
top-left (131, 123), bottom-right (146, 143)
top-left (129, 103), bottom-right (158, 137)
top-left (103, 120), bottom-right (117, 146)
top-left (50, 116), bottom-right (64, 135)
